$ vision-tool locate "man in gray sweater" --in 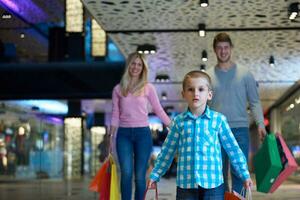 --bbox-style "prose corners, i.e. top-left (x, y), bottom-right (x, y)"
top-left (207, 32), bottom-right (266, 194)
